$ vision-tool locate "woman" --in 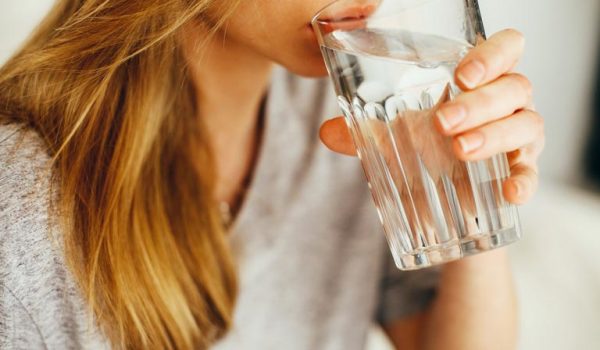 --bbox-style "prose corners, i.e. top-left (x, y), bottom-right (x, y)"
top-left (0, 0), bottom-right (544, 349)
